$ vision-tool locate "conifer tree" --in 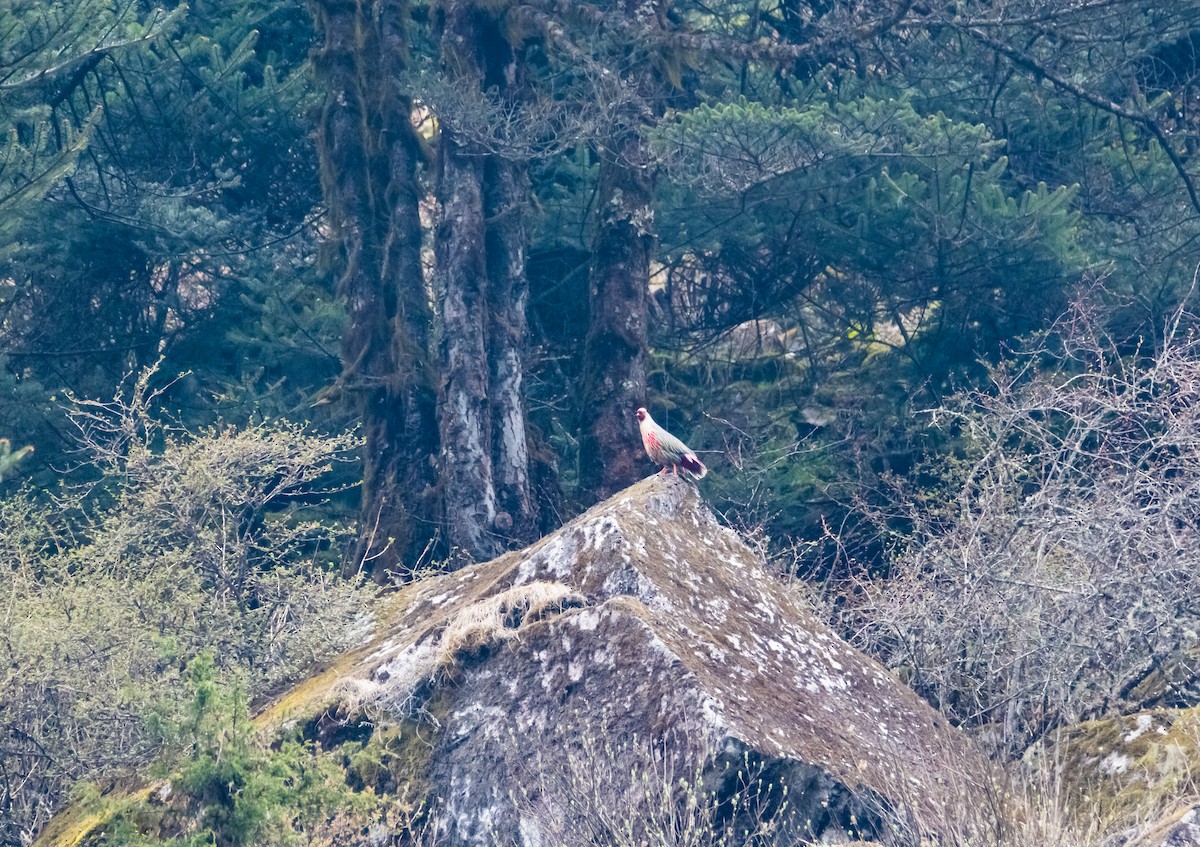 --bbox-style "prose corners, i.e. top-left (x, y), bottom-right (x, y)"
top-left (0, 0), bottom-right (181, 244)
top-left (0, 0), bottom-right (334, 479)
top-left (310, 0), bottom-right (439, 576)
